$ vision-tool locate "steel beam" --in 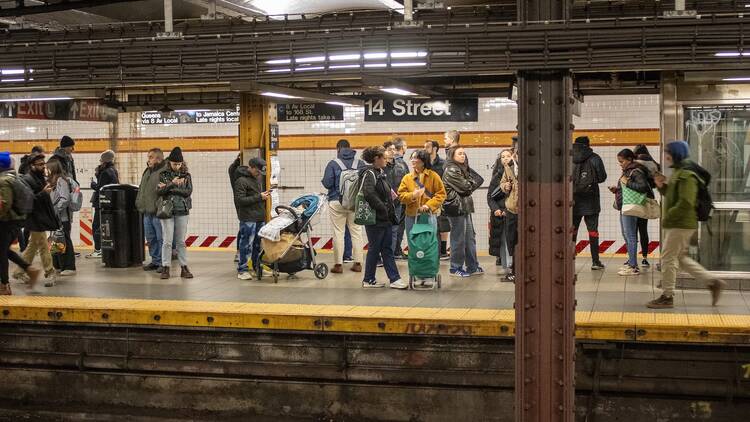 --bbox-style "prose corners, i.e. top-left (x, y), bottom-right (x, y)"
top-left (0, 0), bottom-right (142, 17)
